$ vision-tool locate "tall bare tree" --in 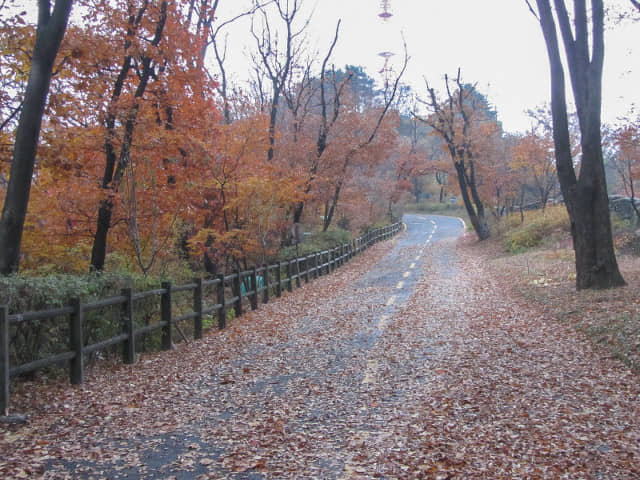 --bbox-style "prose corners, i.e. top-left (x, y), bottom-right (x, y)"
top-left (289, 20), bottom-right (350, 224)
top-left (528, 0), bottom-right (625, 289)
top-left (416, 70), bottom-right (491, 240)
top-left (251, 0), bottom-right (309, 161)
top-left (0, 0), bottom-right (73, 274)
top-left (202, 0), bottom-right (273, 124)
